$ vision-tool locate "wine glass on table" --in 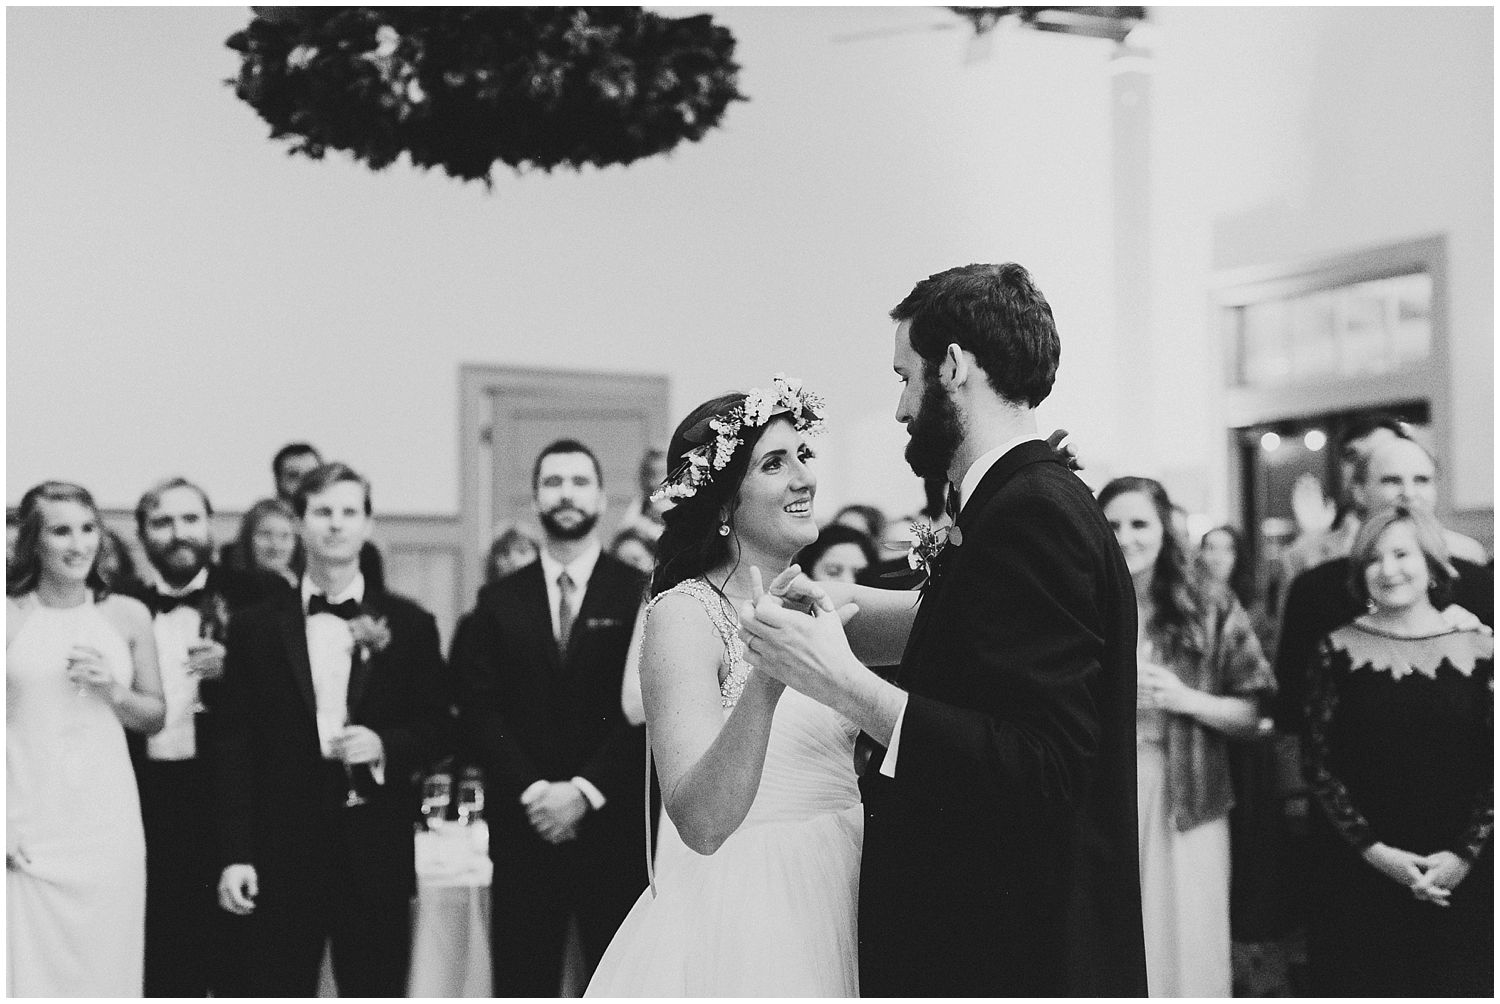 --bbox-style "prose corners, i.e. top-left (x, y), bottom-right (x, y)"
top-left (422, 772), bottom-right (452, 832)
top-left (457, 769), bottom-right (485, 826)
